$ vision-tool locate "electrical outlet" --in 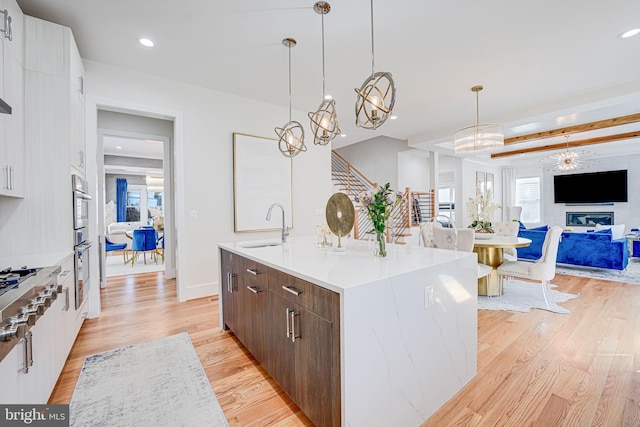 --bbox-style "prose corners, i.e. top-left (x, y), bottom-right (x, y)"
top-left (424, 286), bottom-right (434, 309)
top-left (189, 210), bottom-right (198, 220)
